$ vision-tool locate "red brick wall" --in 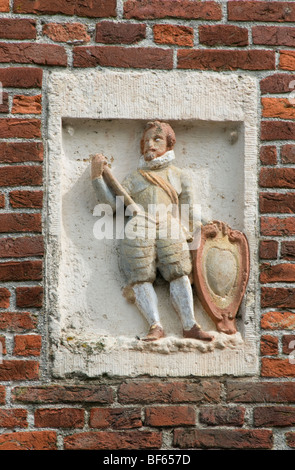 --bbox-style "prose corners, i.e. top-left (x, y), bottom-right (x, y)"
top-left (0, 0), bottom-right (295, 450)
